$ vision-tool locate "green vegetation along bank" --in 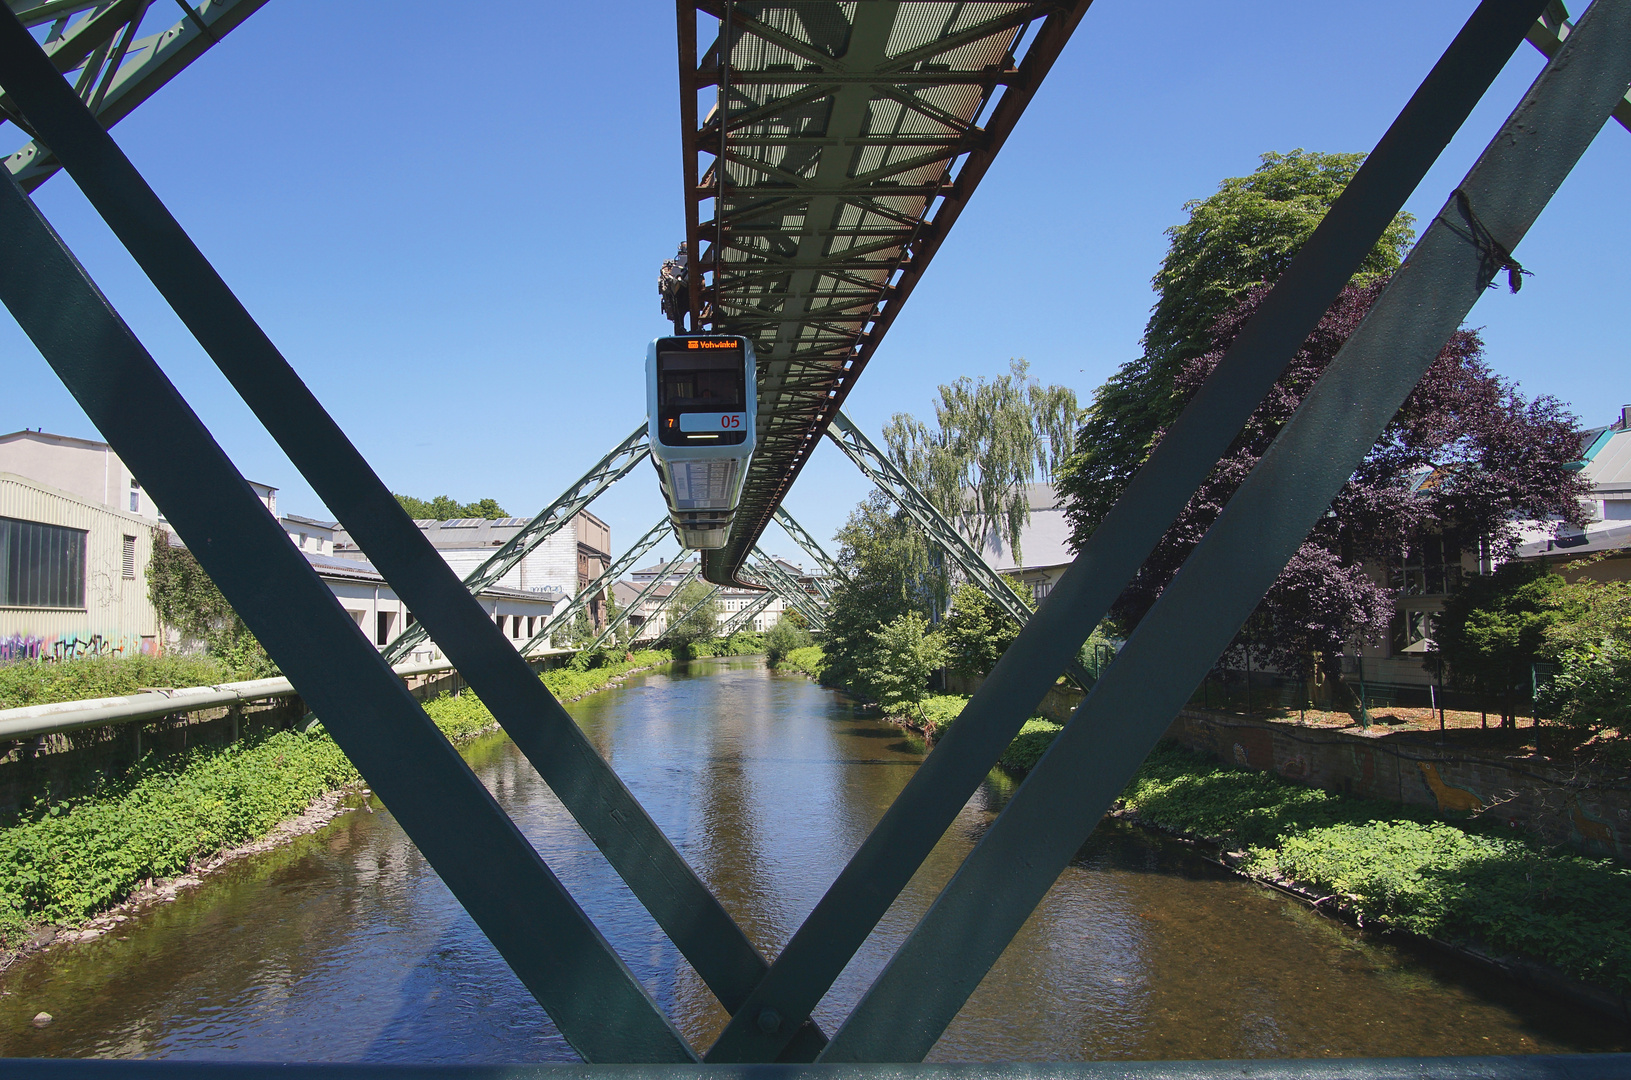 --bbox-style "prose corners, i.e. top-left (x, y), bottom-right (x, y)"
top-left (0, 649), bottom-right (678, 949)
top-left (1118, 739), bottom-right (1631, 998)
top-left (766, 662), bottom-right (1631, 1001)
